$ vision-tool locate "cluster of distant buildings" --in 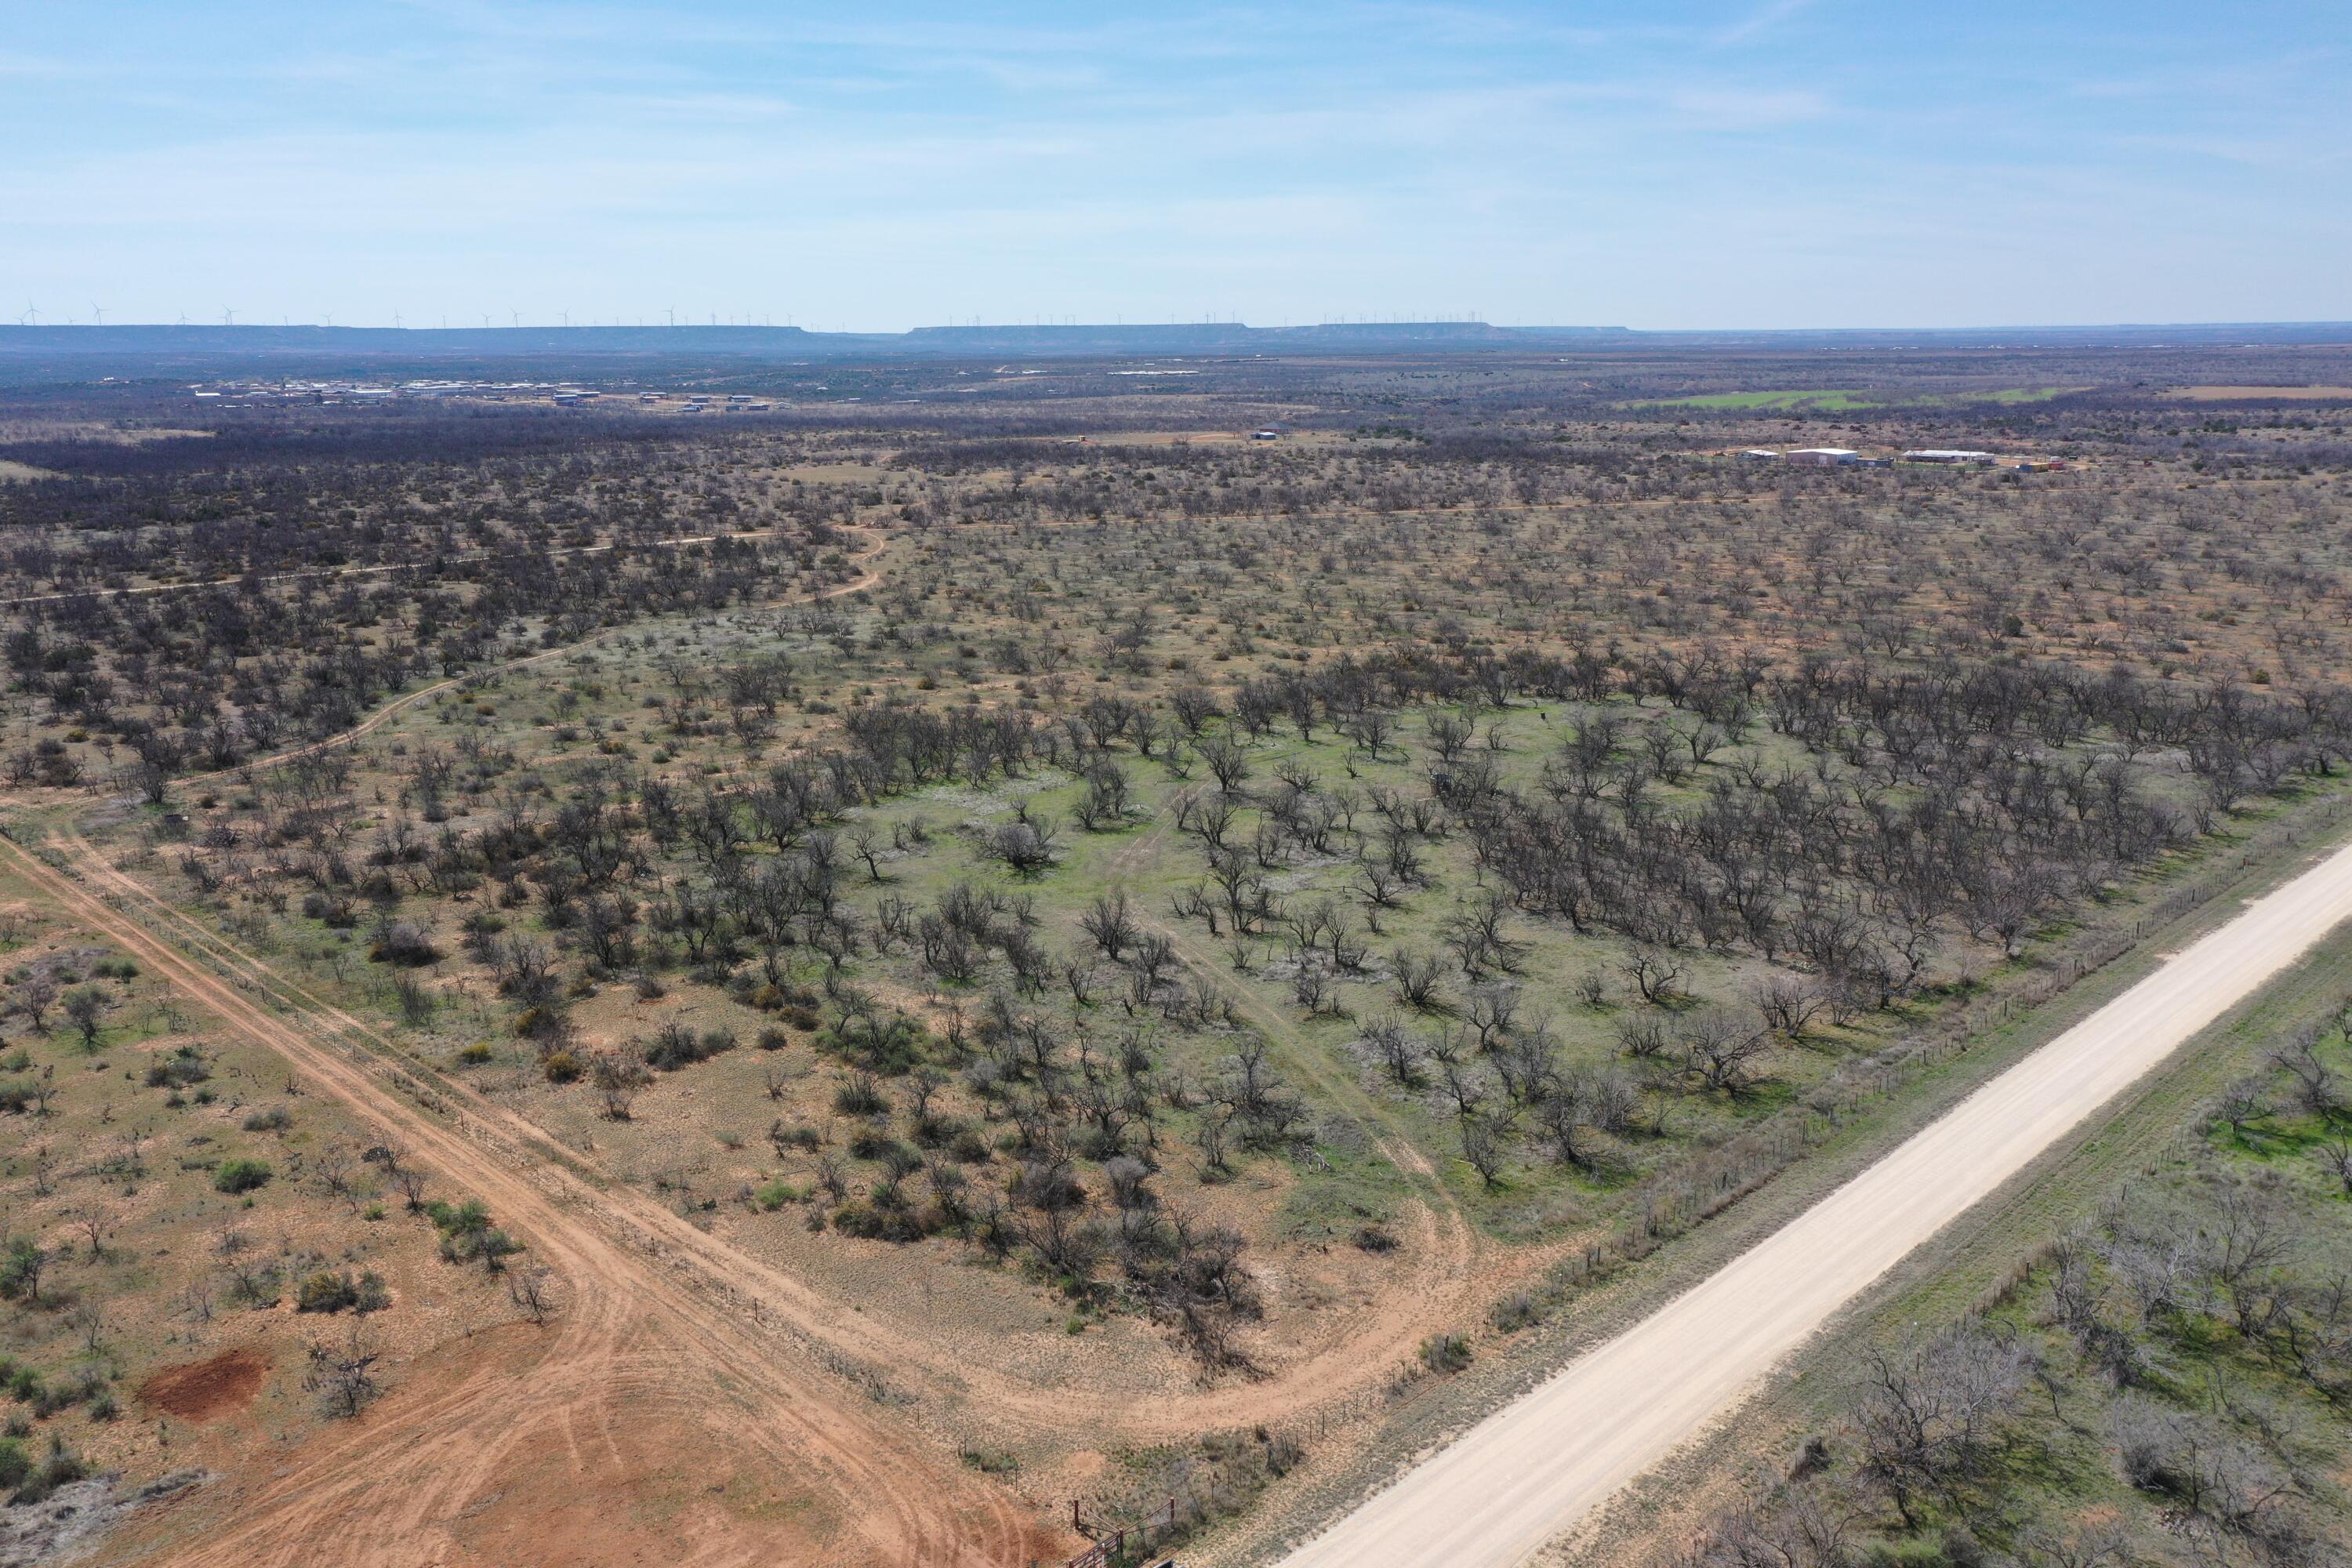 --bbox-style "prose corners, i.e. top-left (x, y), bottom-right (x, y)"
top-left (189, 378), bottom-right (779, 413)
top-left (194, 376), bottom-right (585, 405)
top-left (1737, 447), bottom-right (2064, 472)
top-left (615, 391), bottom-right (773, 412)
